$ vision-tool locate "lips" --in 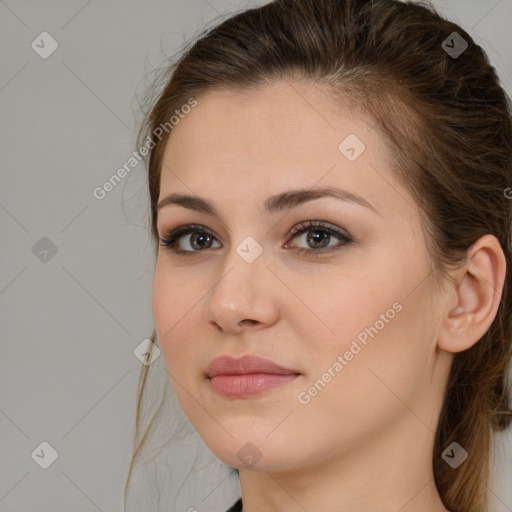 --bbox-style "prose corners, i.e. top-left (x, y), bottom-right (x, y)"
top-left (205, 354), bottom-right (300, 378)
